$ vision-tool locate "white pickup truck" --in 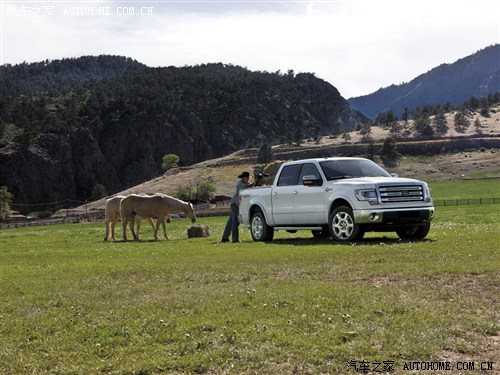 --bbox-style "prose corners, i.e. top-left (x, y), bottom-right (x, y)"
top-left (238, 157), bottom-right (434, 242)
